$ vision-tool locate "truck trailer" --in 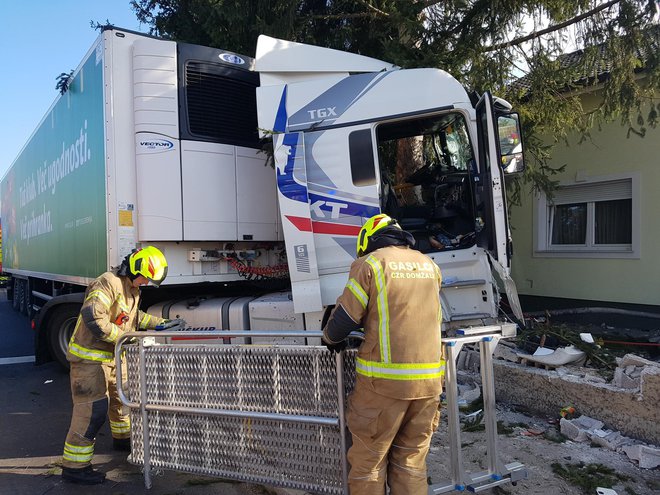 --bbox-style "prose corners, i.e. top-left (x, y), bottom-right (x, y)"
top-left (1, 27), bottom-right (525, 369)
